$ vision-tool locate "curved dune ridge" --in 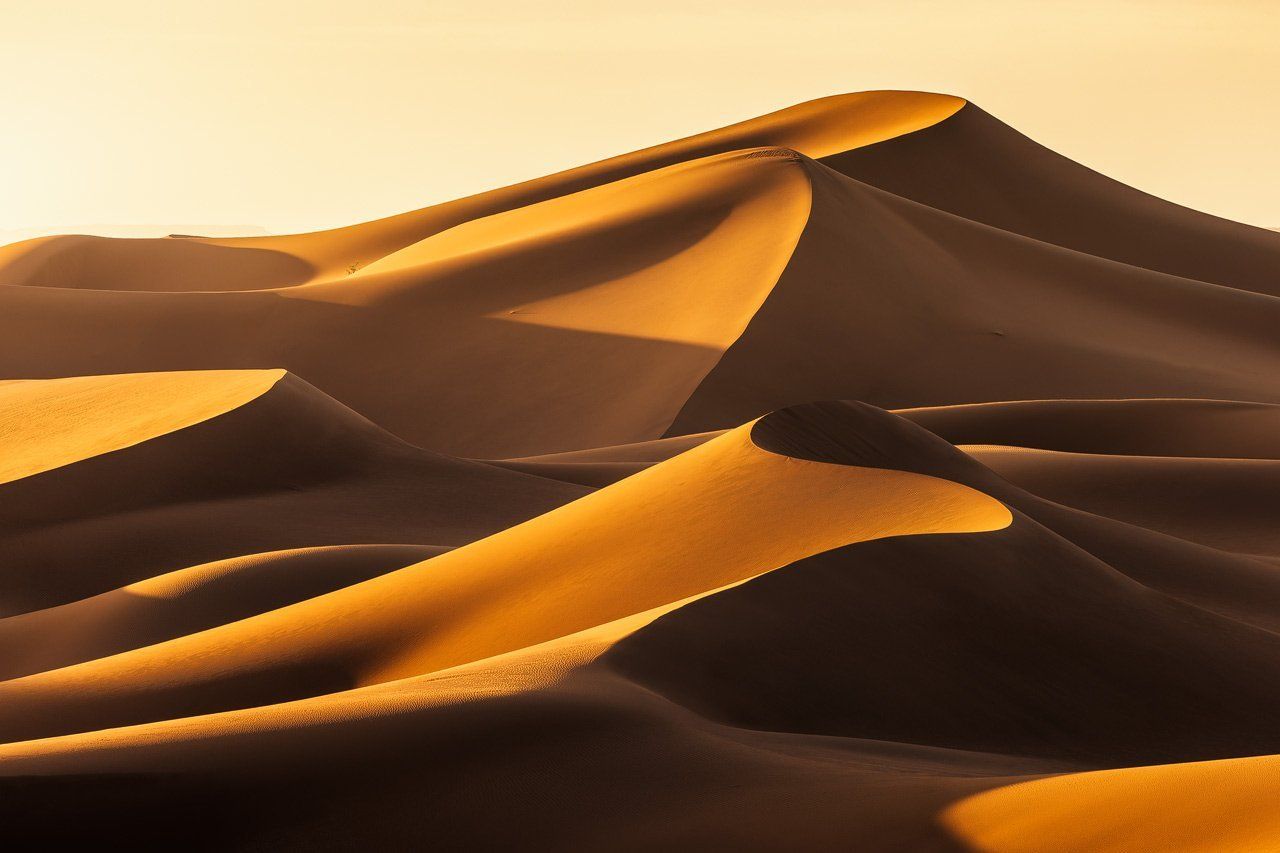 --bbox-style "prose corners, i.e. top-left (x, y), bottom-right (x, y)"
top-left (0, 91), bottom-right (959, 293)
top-left (0, 368), bottom-right (284, 484)
top-left (0, 406), bottom-right (1010, 745)
top-left (942, 753), bottom-right (1280, 852)
top-left (1, 90), bottom-right (1279, 848)
top-left (0, 369), bottom-right (585, 615)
